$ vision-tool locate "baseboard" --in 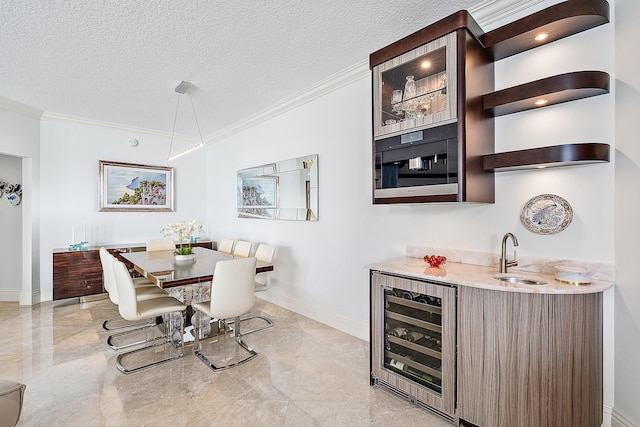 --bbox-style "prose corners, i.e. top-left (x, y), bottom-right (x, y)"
top-left (22, 289), bottom-right (44, 305)
top-left (257, 290), bottom-right (369, 341)
top-left (611, 407), bottom-right (639, 427)
top-left (80, 293), bottom-right (108, 303)
top-left (0, 288), bottom-right (21, 302)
